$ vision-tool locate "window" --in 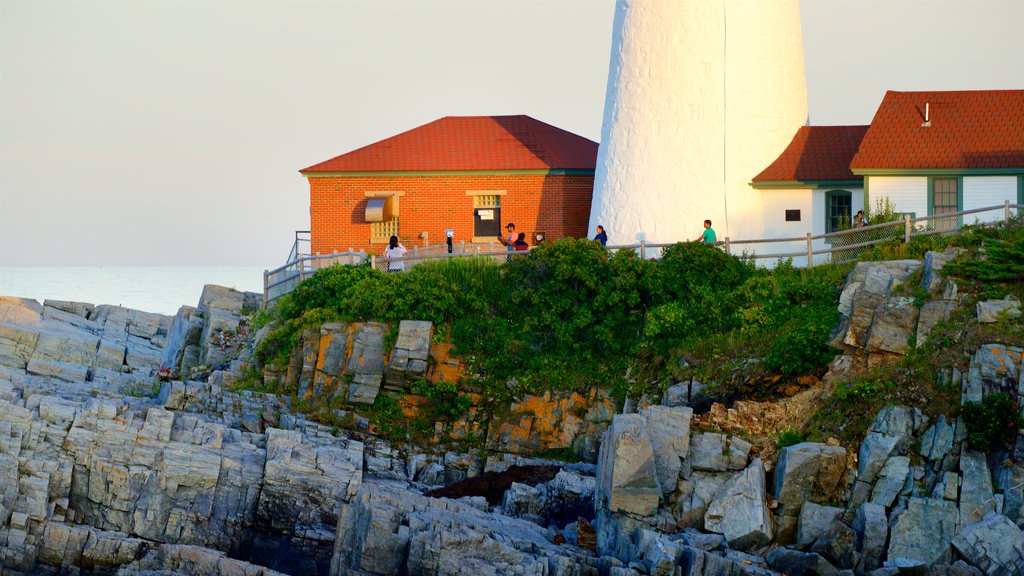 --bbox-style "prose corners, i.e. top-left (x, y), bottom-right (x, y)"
top-left (785, 209), bottom-right (801, 222)
top-left (825, 190), bottom-right (852, 233)
top-left (371, 217), bottom-right (399, 242)
top-left (932, 177), bottom-right (959, 230)
top-left (472, 194), bottom-right (501, 238)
